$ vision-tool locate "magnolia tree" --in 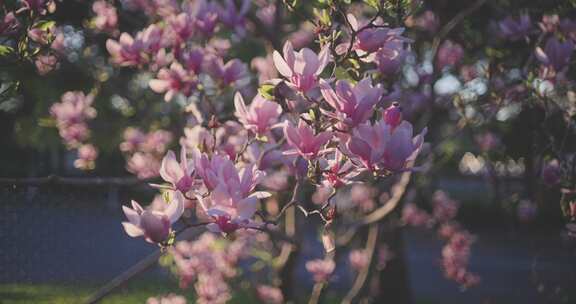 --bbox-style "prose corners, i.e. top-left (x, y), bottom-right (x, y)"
top-left (1, 0), bottom-right (576, 303)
